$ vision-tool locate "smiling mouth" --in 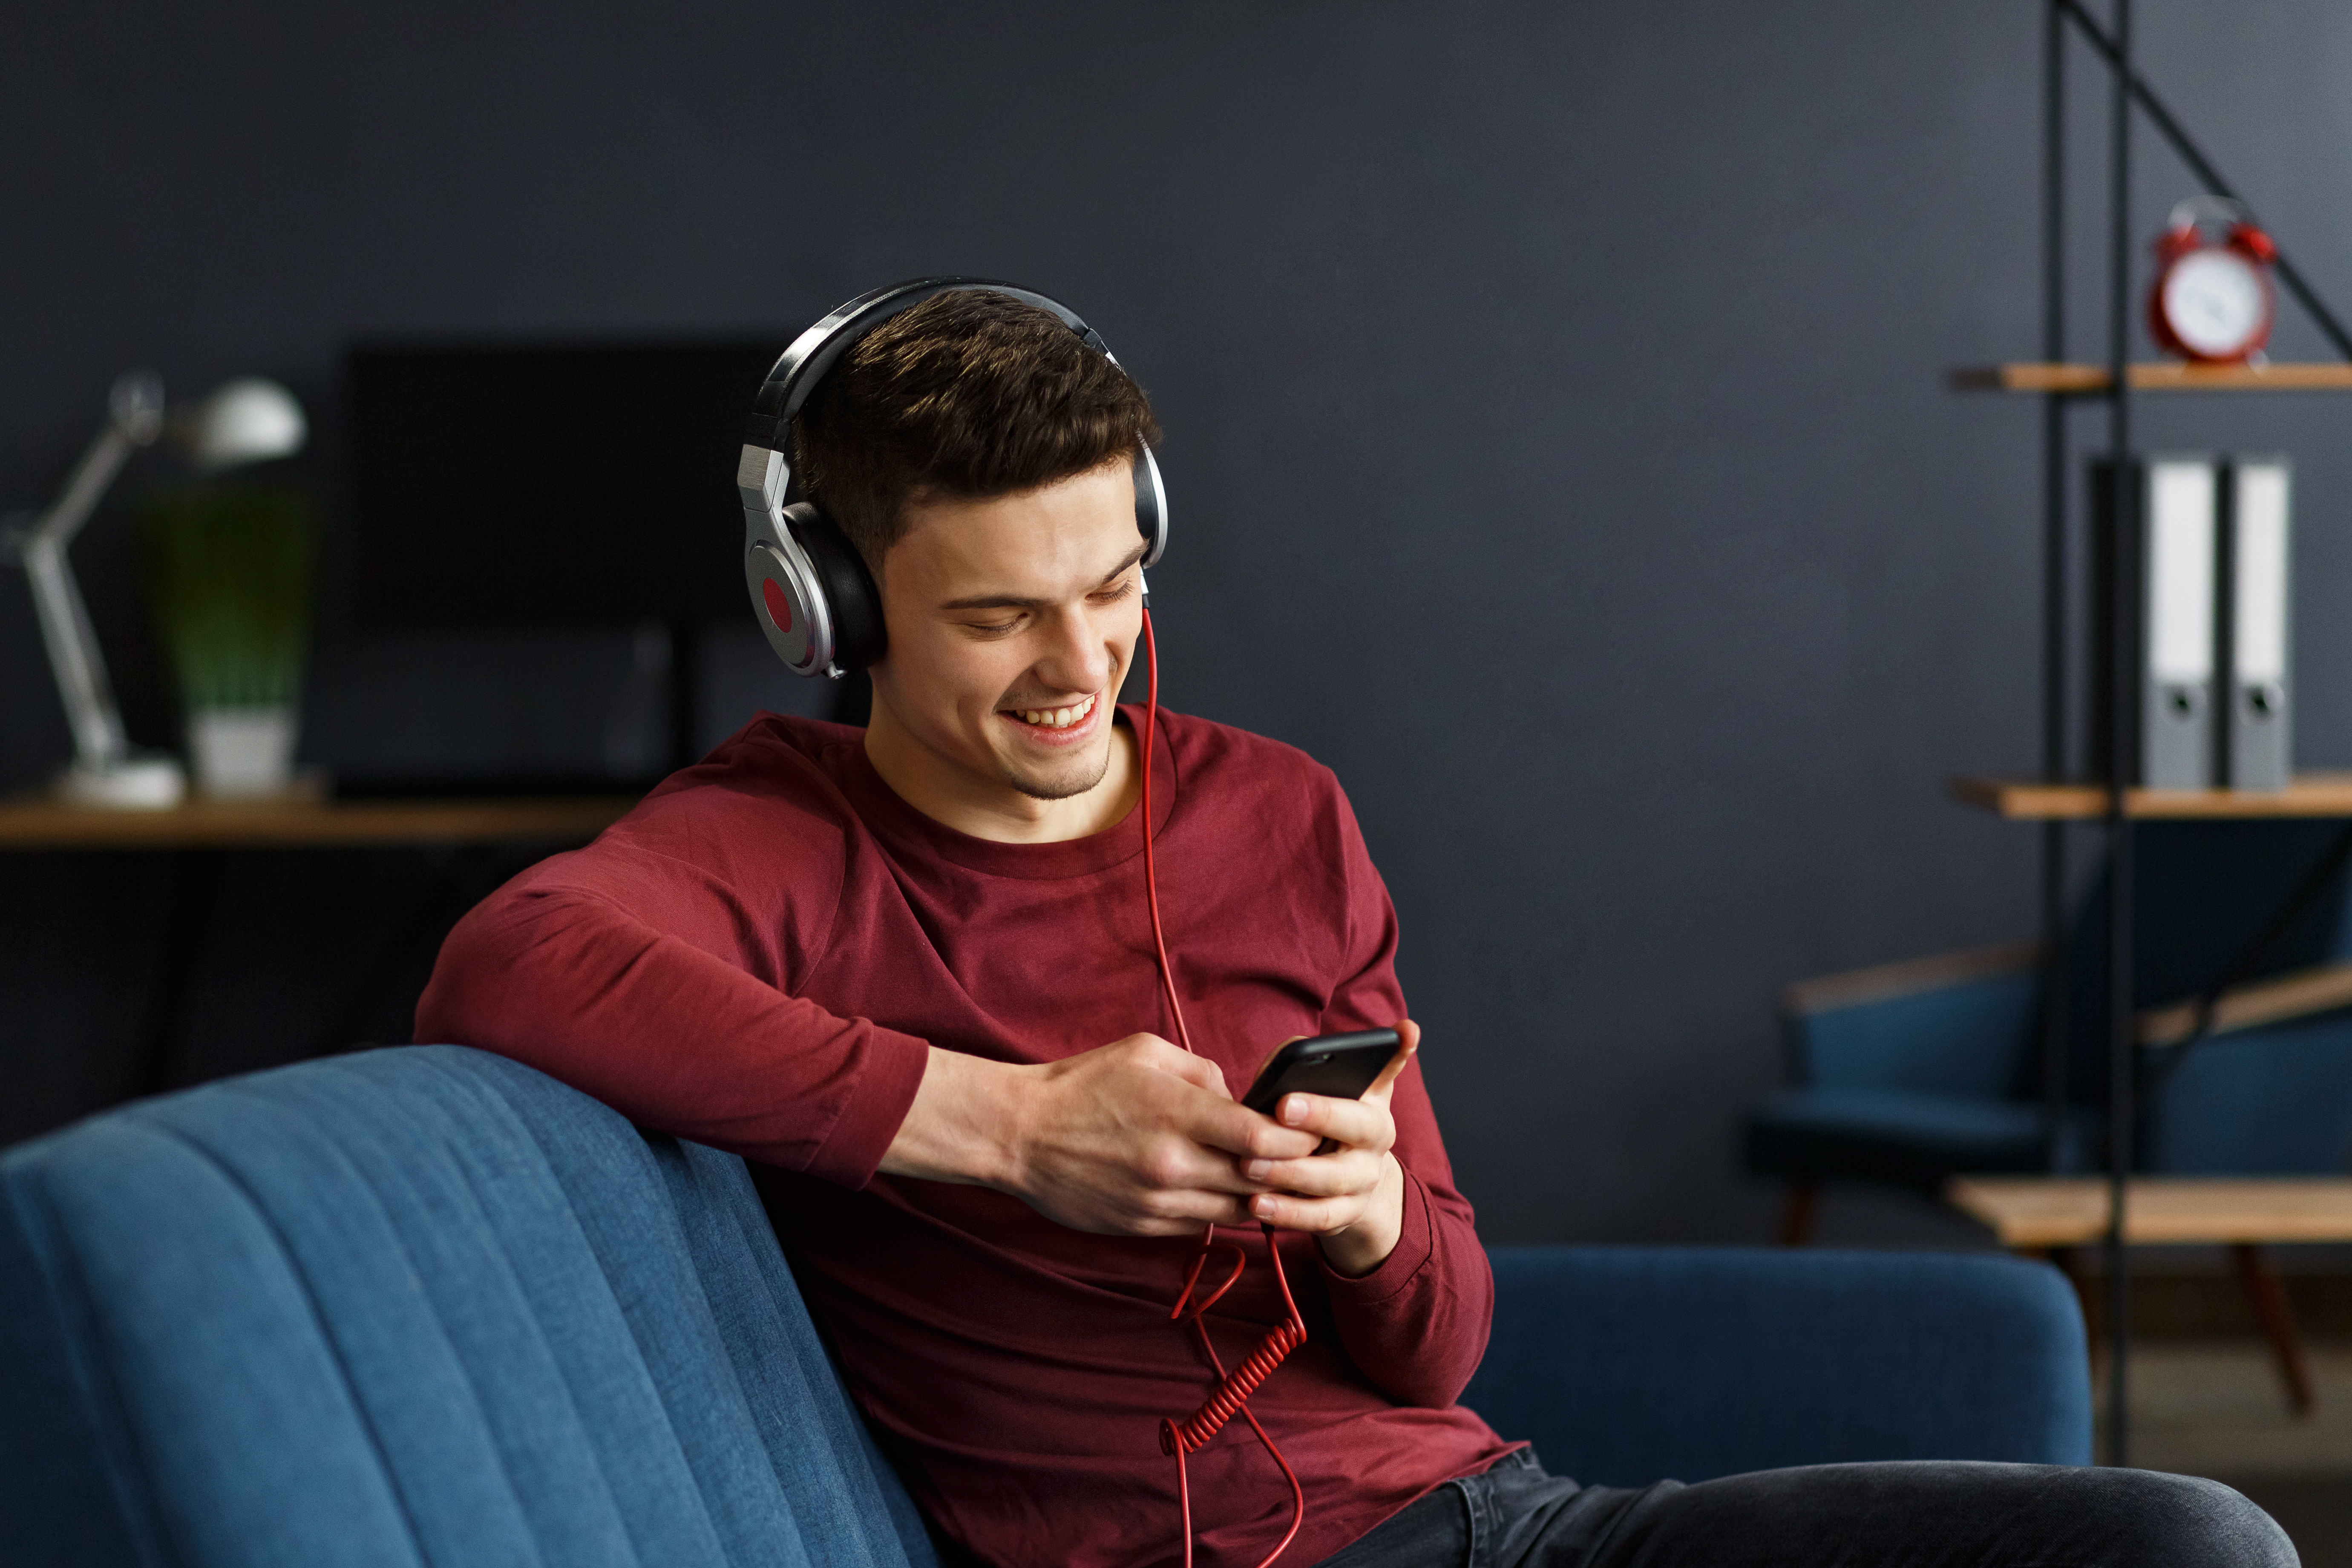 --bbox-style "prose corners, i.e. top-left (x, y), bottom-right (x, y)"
top-left (1001, 693), bottom-right (1098, 732)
